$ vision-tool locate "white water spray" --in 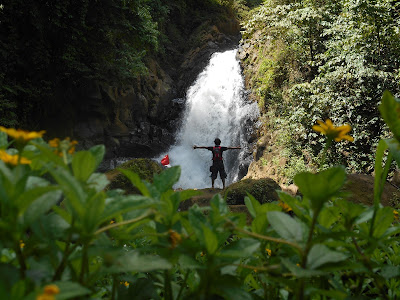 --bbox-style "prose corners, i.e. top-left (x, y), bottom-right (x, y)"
top-left (162, 49), bottom-right (259, 189)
